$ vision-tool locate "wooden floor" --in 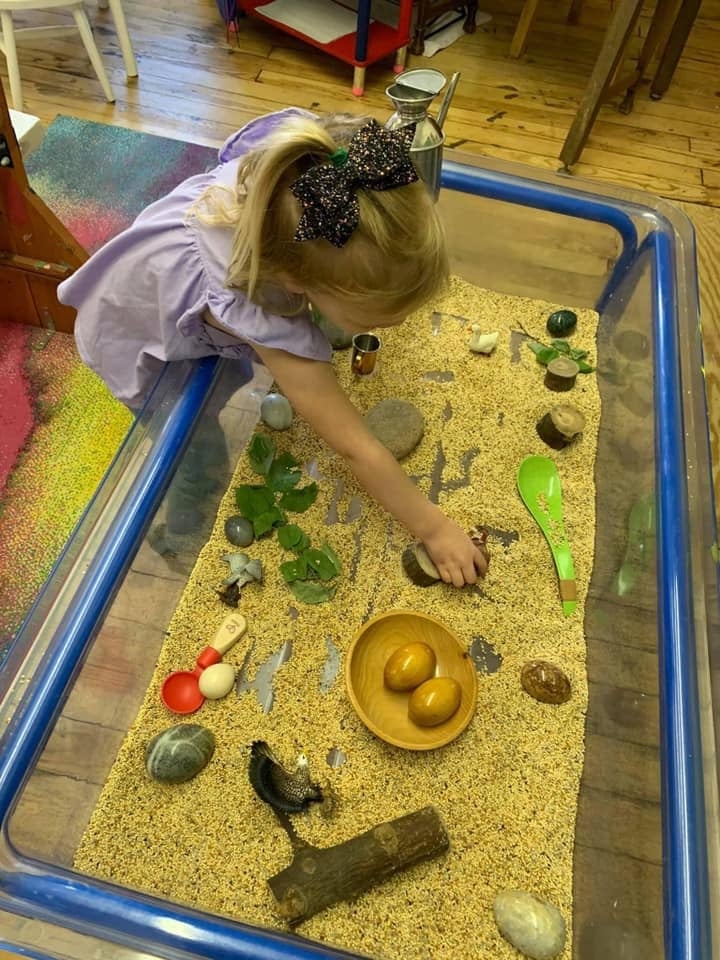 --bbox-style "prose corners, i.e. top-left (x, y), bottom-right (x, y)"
top-left (3, 0), bottom-right (720, 517)
top-left (1, 1), bottom-right (719, 958)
